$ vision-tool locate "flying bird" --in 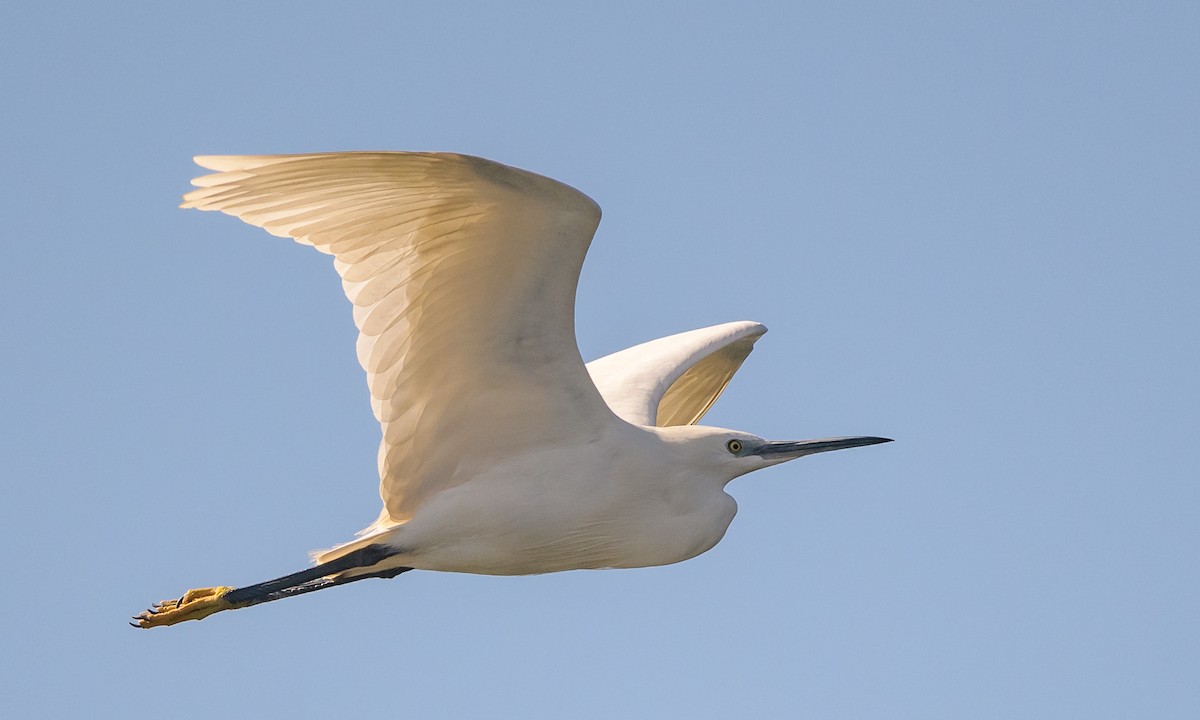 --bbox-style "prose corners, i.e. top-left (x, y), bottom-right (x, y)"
top-left (133, 152), bottom-right (890, 628)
